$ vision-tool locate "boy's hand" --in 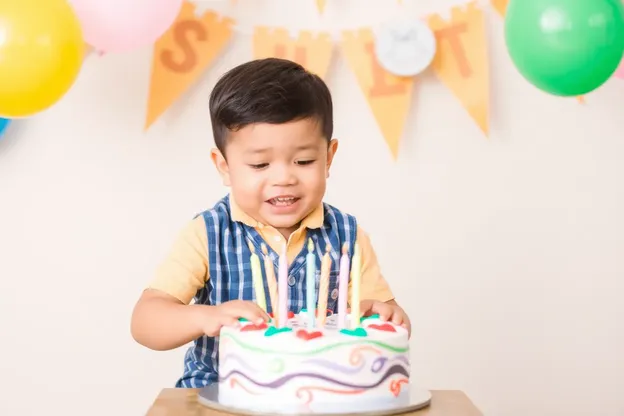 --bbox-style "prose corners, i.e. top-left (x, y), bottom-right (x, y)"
top-left (359, 299), bottom-right (411, 337)
top-left (194, 300), bottom-right (270, 337)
